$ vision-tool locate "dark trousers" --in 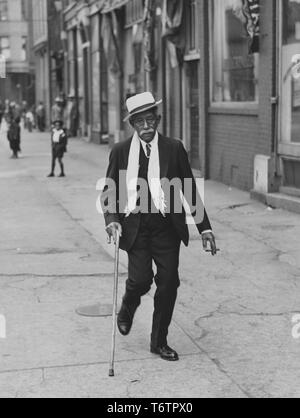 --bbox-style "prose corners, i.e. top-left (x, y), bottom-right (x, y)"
top-left (37, 116), bottom-right (45, 132)
top-left (123, 213), bottom-right (181, 348)
top-left (50, 153), bottom-right (64, 175)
